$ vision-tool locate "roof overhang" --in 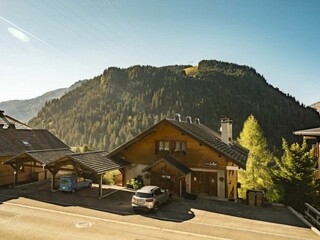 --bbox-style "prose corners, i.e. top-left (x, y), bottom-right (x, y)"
top-left (3, 148), bottom-right (73, 166)
top-left (293, 127), bottom-right (320, 139)
top-left (142, 155), bottom-right (192, 176)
